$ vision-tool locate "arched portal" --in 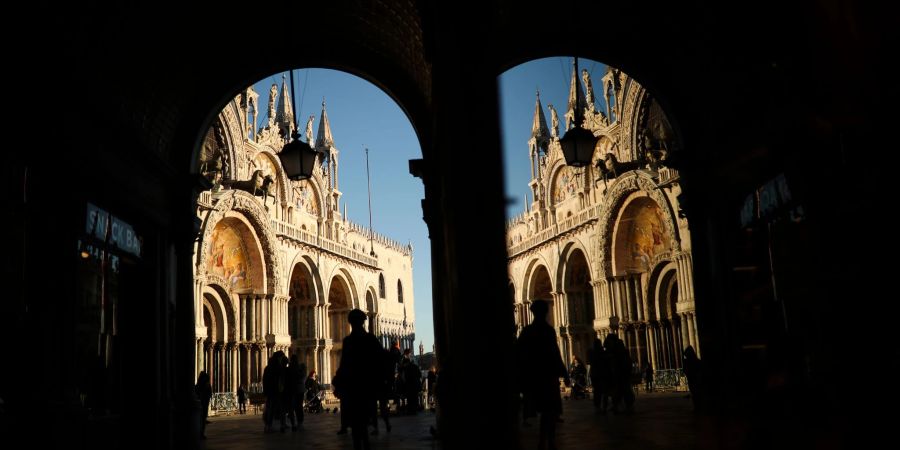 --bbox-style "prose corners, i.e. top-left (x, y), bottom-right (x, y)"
top-left (205, 216), bottom-right (266, 292)
top-left (201, 214), bottom-right (266, 391)
top-left (365, 289), bottom-right (378, 335)
top-left (563, 248), bottom-right (594, 363)
top-left (326, 274), bottom-right (354, 382)
top-left (199, 284), bottom-right (237, 393)
top-left (612, 196), bottom-right (670, 276)
top-left (288, 261), bottom-right (318, 372)
top-left (655, 267), bottom-right (682, 370)
top-left (526, 264), bottom-right (553, 327)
